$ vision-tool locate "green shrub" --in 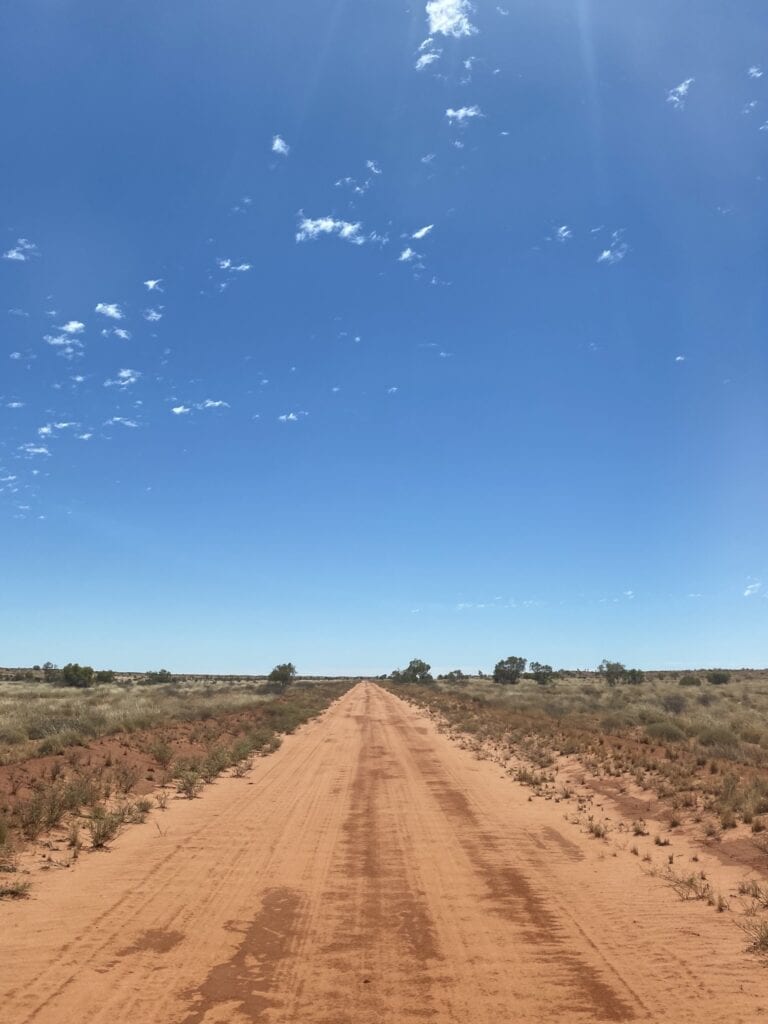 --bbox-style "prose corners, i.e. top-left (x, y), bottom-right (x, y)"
top-left (646, 721), bottom-right (686, 743)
